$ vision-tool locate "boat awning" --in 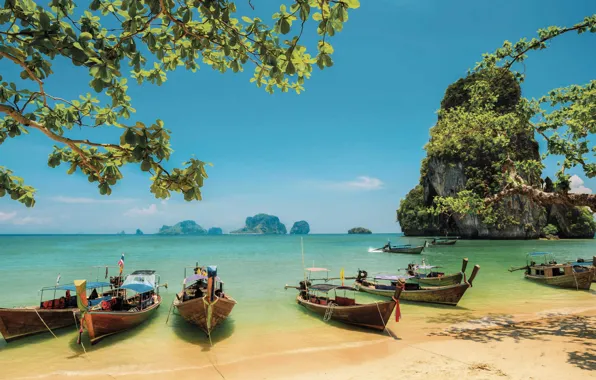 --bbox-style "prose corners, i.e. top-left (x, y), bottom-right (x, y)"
top-left (572, 262), bottom-right (593, 266)
top-left (309, 284), bottom-right (356, 292)
top-left (121, 273), bottom-right (156, 293)
top-left (306, 267), bottom-right (329, 272)
top-left (374, 274), bottom-right (413, 281)
top-left (42, 281), bottom-right (111, 292)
